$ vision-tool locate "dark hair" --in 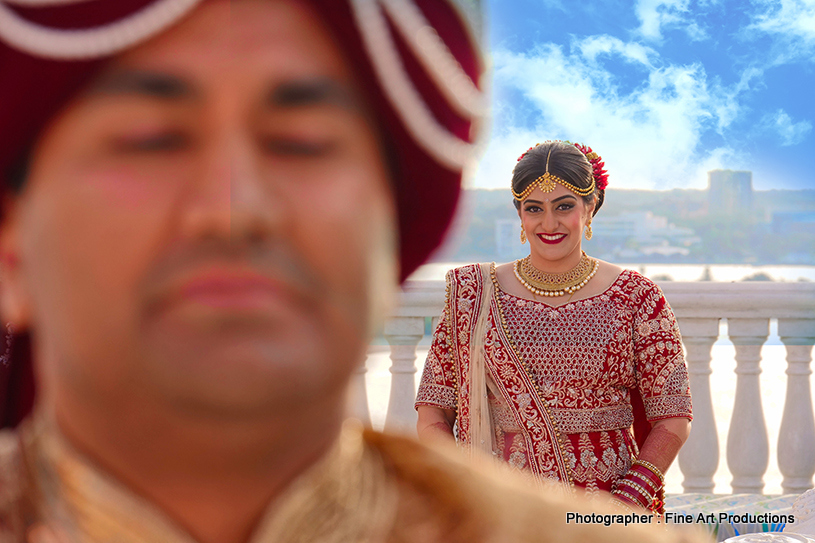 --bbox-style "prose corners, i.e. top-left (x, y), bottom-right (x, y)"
top-left (511, 141), bottom-right (605, 215)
